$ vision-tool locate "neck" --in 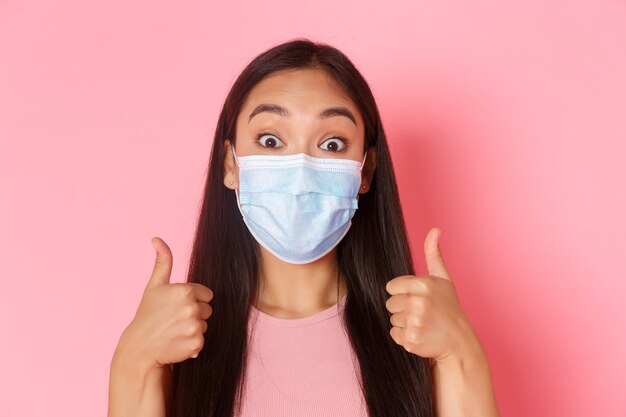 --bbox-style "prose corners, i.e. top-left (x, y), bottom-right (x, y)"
top-left (252, 245), bottom-right (347, 318)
